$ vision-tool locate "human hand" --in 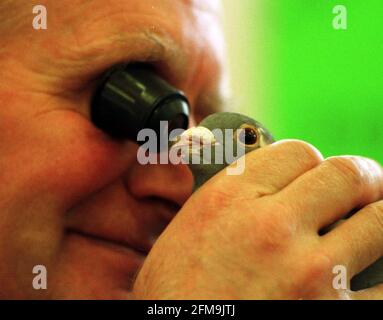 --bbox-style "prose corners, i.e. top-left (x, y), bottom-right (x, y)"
top-left (133, 140), bottom-right (383, 299)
